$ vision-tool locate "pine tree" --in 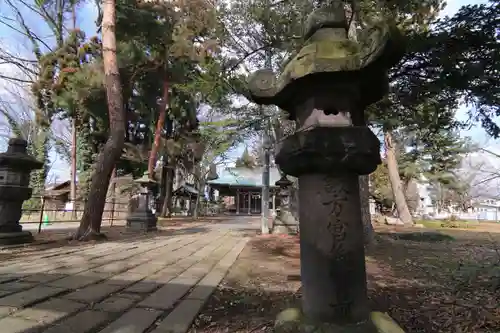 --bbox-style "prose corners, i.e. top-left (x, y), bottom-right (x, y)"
top-left (235, 146), bottom-right (256, 169)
